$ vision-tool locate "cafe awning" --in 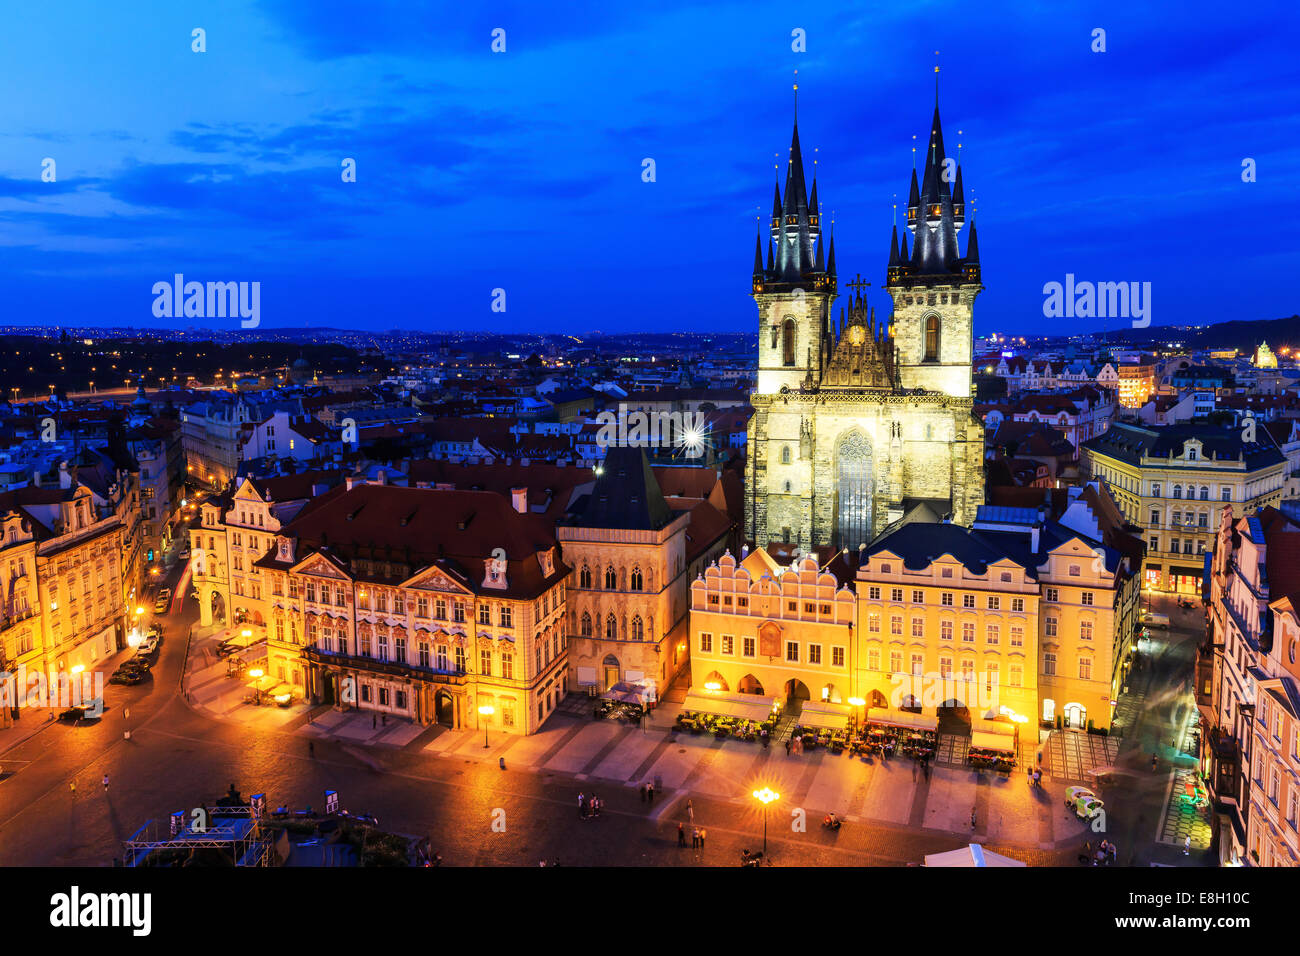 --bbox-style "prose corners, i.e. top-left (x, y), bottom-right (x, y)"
top-left (600, 681), bottom-right (648, 704)
top-left (224, 629), bottom-right (264, 650)
top-left (867, 709), bottom-right (939, 733)
top-left (970, 731), bottom-right (1016, 752)
top-left (798, 701), bottom-right (851, 730)
top-left (682, 691), bottom-right (775, 723)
